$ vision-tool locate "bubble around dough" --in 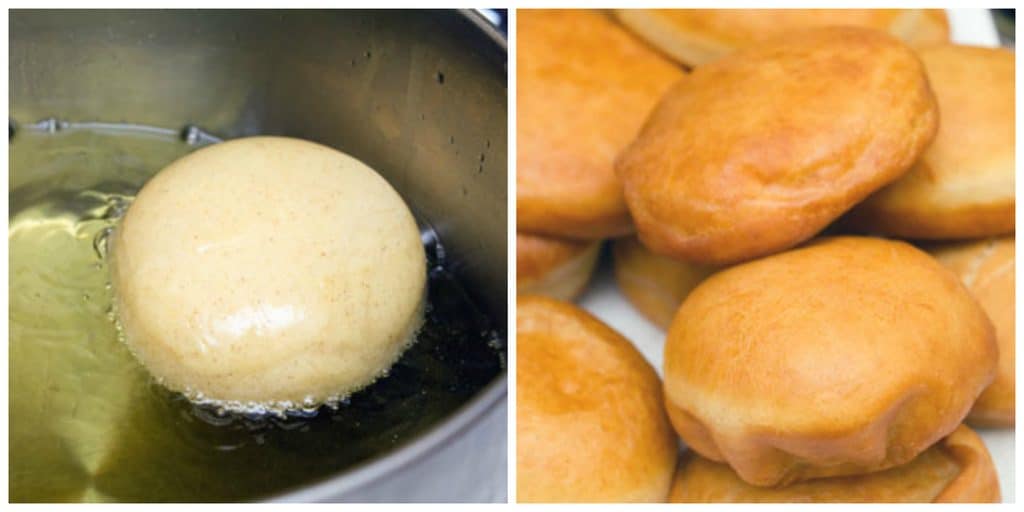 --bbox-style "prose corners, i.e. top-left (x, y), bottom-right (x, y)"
top-left (110, 136), bottom-right (427, 410)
